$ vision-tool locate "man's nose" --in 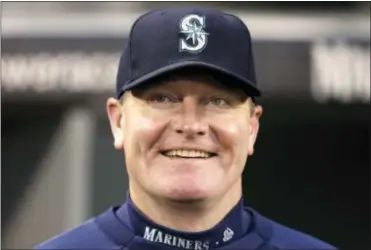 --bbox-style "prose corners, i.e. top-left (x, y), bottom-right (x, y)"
top-left (172, 97), bottom-right (207, 138)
